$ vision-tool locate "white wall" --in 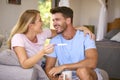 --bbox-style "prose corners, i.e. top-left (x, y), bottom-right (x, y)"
top-left (69, 0), bottom-right (120, 34)
top-left (0, 0), bottom-right (38, 37)
top-left (70, 0), bottom-right (100, 33)
top-left (0, 0), bottom-right (120, 36)
top-left (108, 0), bottom-right (120, 22)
